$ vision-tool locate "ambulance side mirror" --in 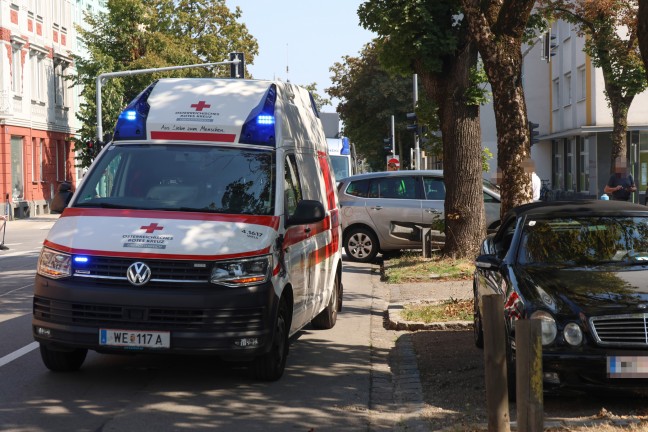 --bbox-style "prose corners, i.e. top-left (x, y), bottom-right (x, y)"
top-left (286, 200), bottom-right (325, 226)
top-left (50, 182), bottom-right (74, 214)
